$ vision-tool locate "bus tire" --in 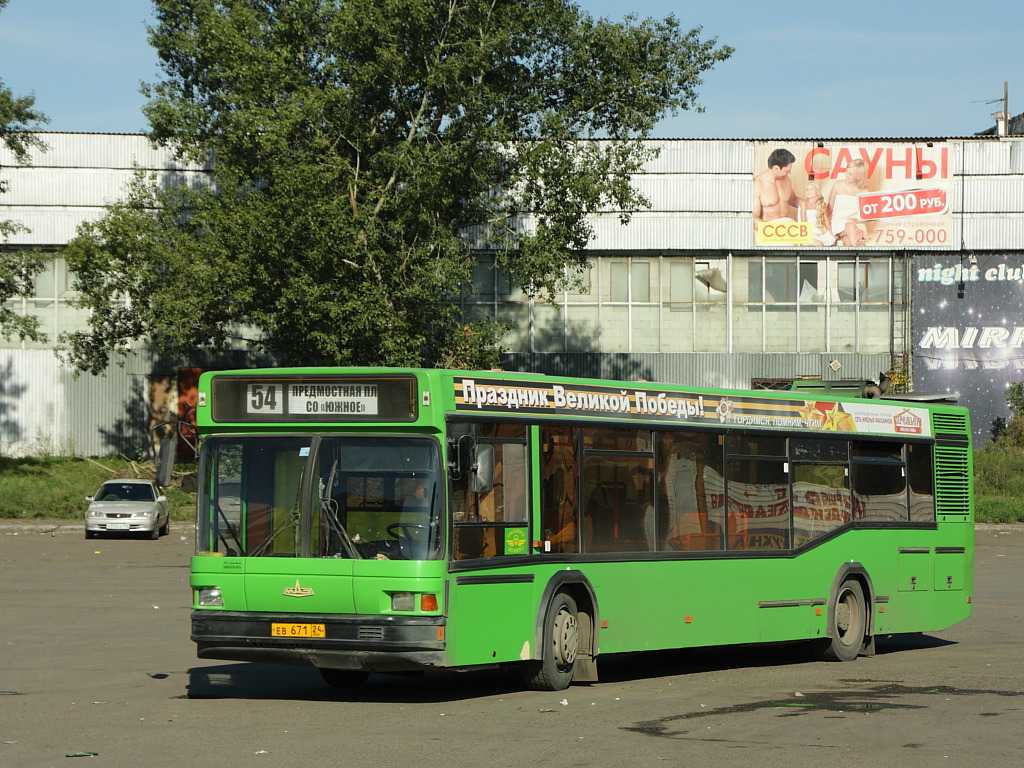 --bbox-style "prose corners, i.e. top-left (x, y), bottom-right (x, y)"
top-left (523, 592), bottom-right (579, 692)
top-left (319, 668), bottom-right (370, 688)
top-left (816, 579), bottom-right (866, 662)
